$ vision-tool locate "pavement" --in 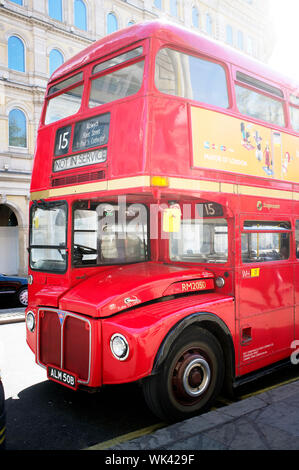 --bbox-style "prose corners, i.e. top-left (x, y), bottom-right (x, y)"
top-left (105, 379), bottom-right (299, 451)
top-left (0, 307), bottom-right (25, 325)
top-left (2, 308), bottom-right (299, 451)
